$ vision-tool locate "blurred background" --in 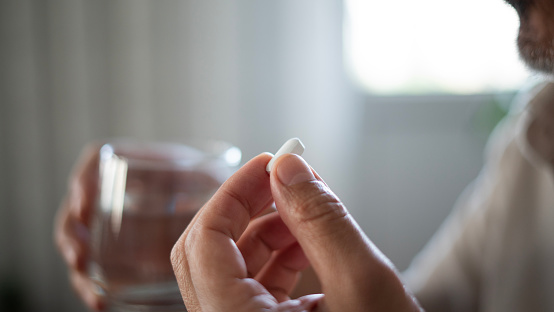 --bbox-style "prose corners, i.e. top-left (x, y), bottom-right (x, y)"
top-left (0, 0), bottom-right (532, 311)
